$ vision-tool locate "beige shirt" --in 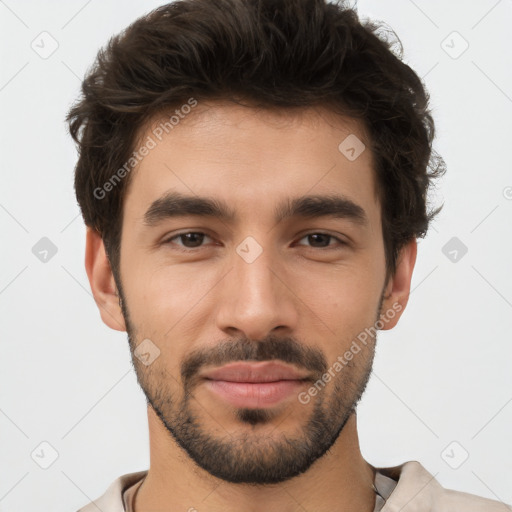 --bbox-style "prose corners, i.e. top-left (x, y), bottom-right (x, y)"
top-left (77, 460), bottom-right (511, 511)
